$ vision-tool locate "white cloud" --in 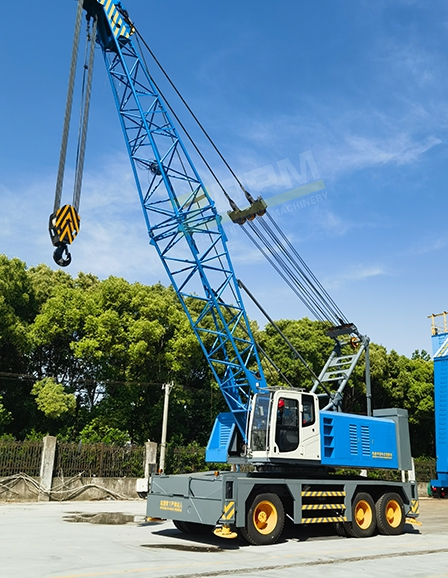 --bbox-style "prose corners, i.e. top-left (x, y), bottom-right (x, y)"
top-left (320, 132), bottom-right (441, 179)
top-left (0, 156), bottom-right (166, 284)
top-left (408, 234), bottom-right (448, 256)
top-left (324, 265), bottom-right (386, 290)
